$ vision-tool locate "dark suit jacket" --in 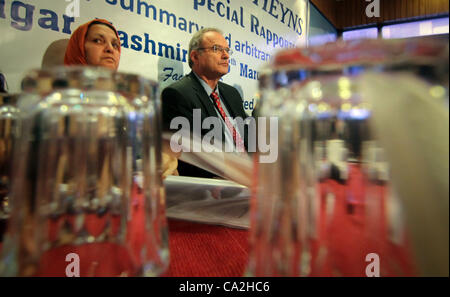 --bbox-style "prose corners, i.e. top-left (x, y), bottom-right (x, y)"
top-left (162, 71), bottom-right (249, 178)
